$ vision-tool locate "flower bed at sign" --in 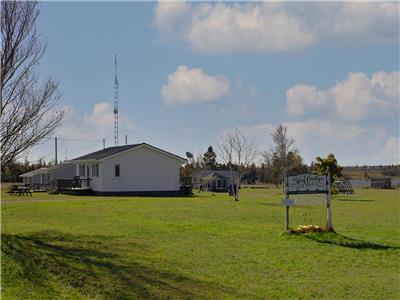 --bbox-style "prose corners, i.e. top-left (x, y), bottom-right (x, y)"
top-left (291, 225), bottom-right (329, 234)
